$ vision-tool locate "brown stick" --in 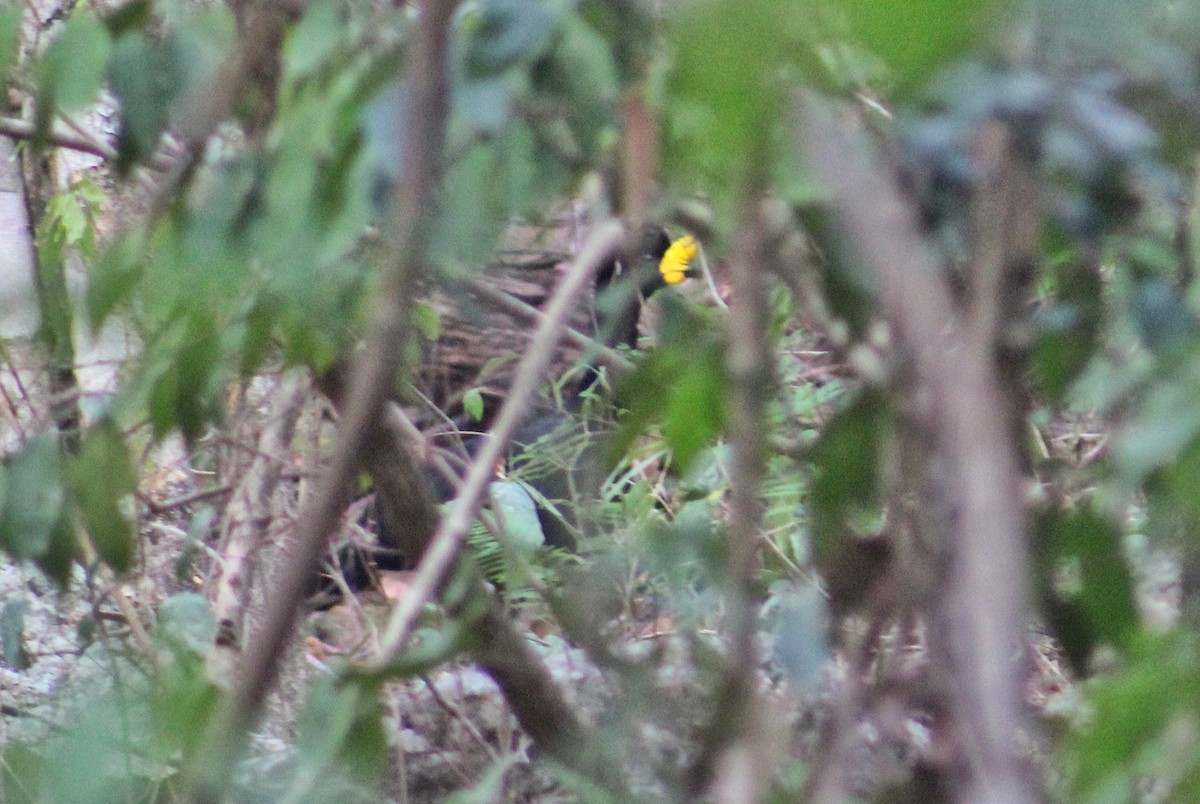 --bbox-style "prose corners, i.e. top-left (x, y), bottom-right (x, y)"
top-left (464, 276), bottom-right (634, 375)
top-left (685, 185), bottom-right (774, 801)
top-left (0, 115), bottom-right (114, 161)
